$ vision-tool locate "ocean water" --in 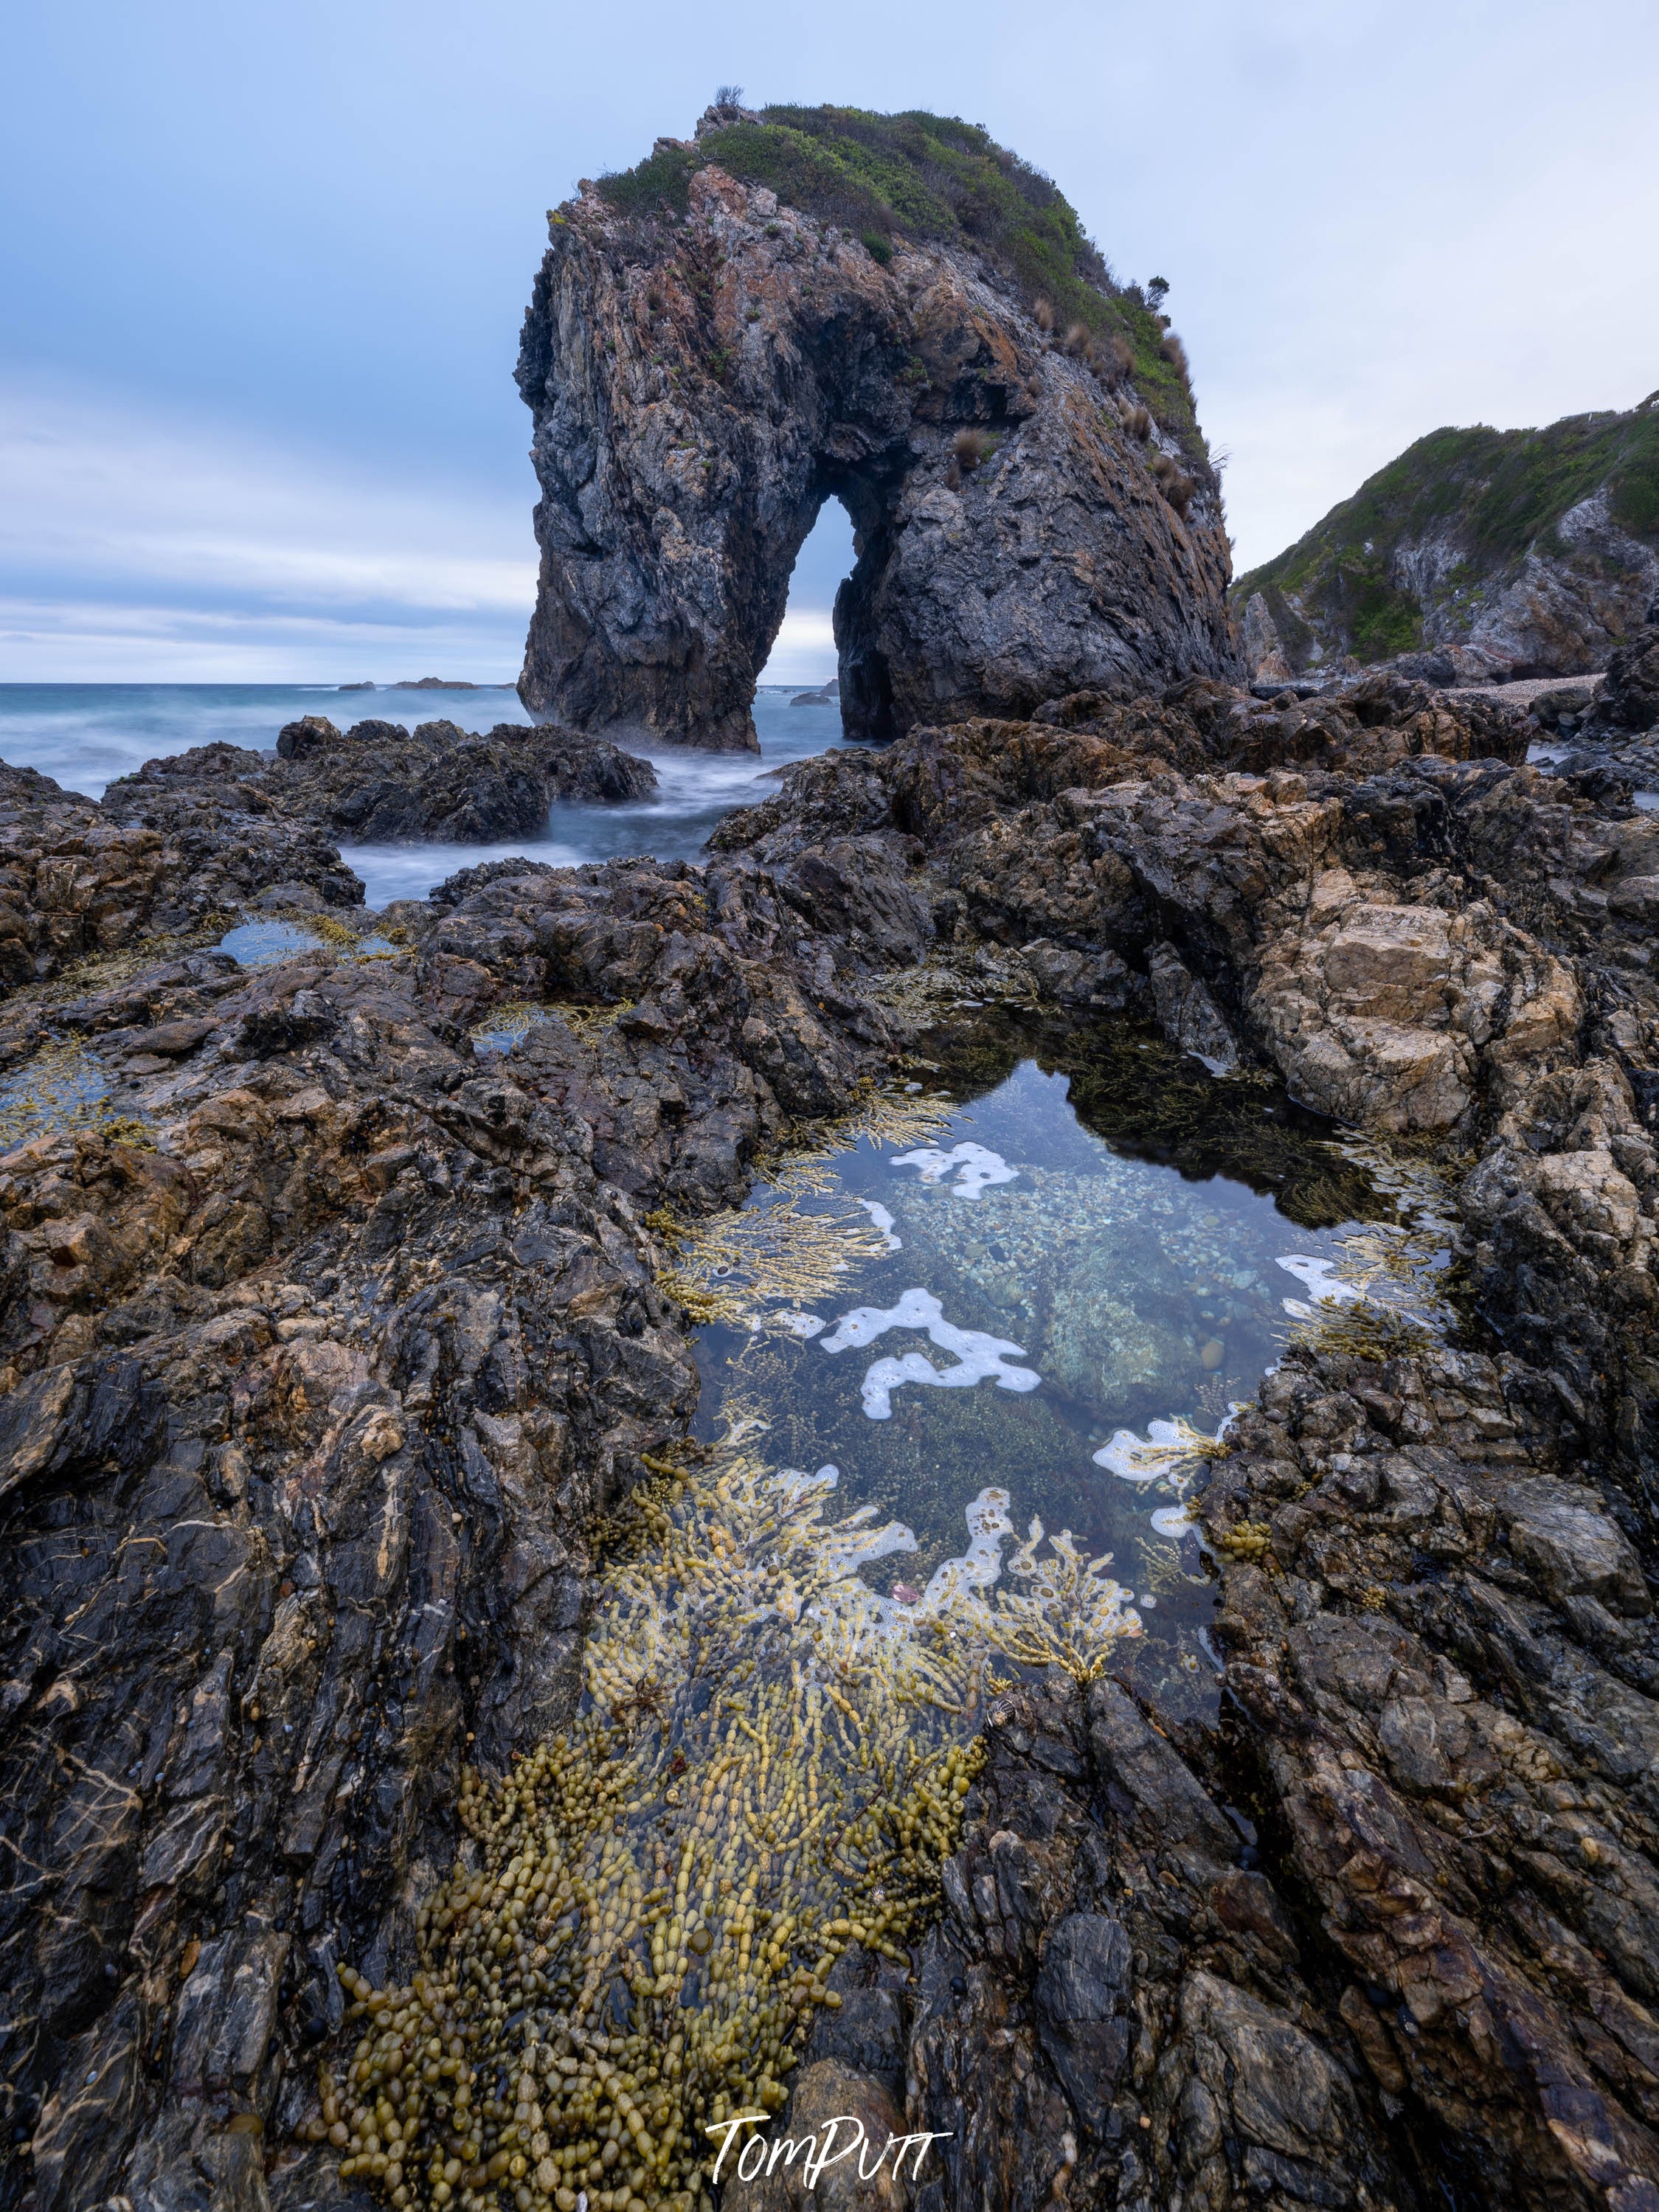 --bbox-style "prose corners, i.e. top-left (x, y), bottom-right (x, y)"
top-left (0, 680), bottom-right (848, 903)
